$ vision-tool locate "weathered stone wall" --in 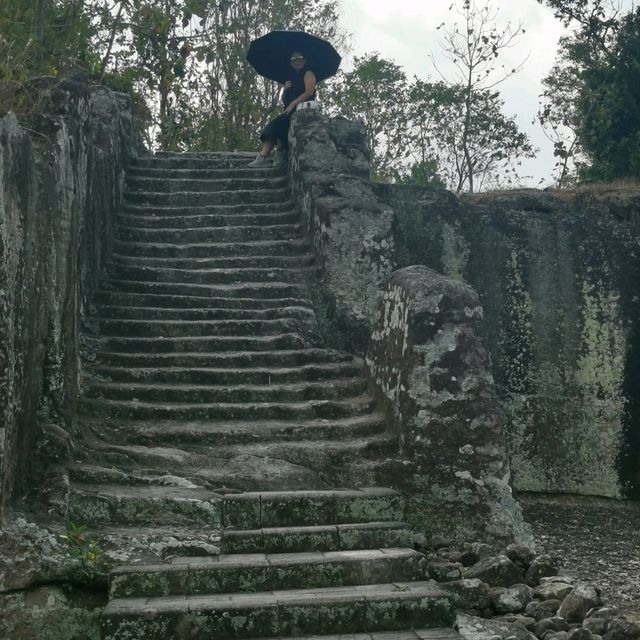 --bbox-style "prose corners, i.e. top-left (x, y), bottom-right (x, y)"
top-left (0, 80), bottom-right (141, 521)
top-left (288, 112), bottom-right (528, 544)
top-left (288, 111), bottom-right (396, 352)
top-left (290, 113), bottom-right (640, 500)
top-left (366, 265), bottom-right (531, 546)
top-left (374, 185), bottom-right (640, 499)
